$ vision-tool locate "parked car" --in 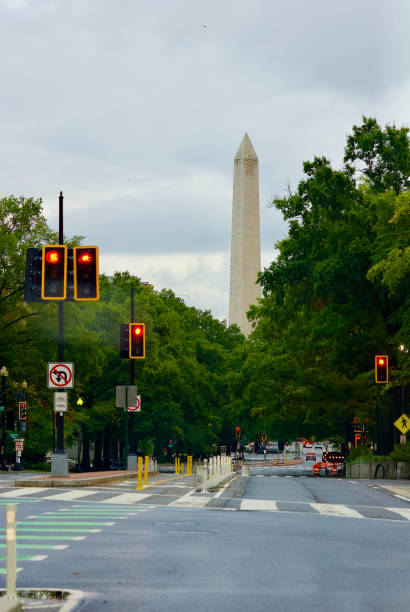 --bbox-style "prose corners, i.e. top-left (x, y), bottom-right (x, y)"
top-left (305, 452), bottom-right (316, 461)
